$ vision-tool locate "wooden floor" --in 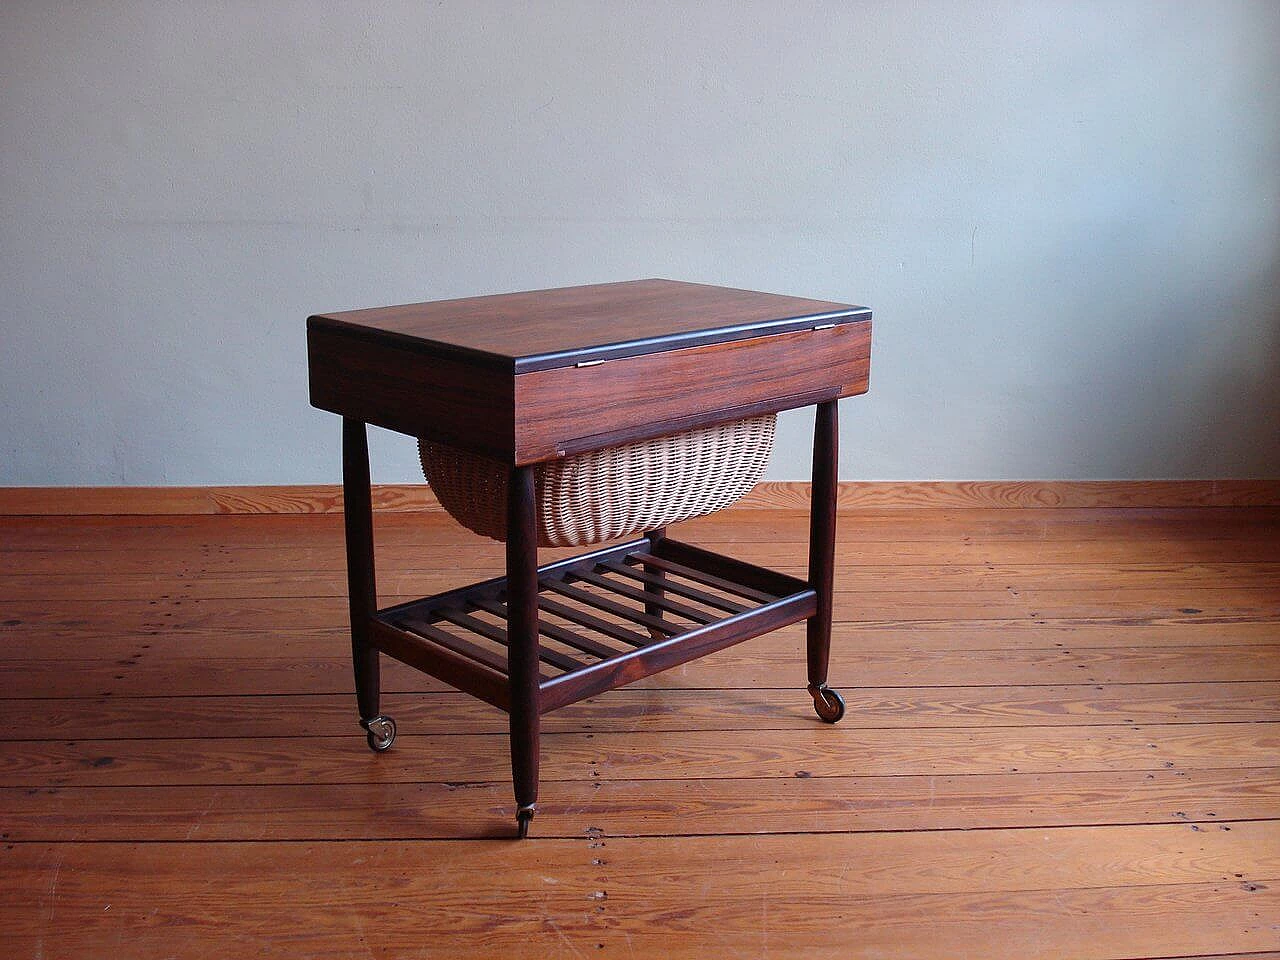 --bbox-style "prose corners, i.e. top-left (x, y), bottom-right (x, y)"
top-left (2, 504), bottom-right (1279, 958)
